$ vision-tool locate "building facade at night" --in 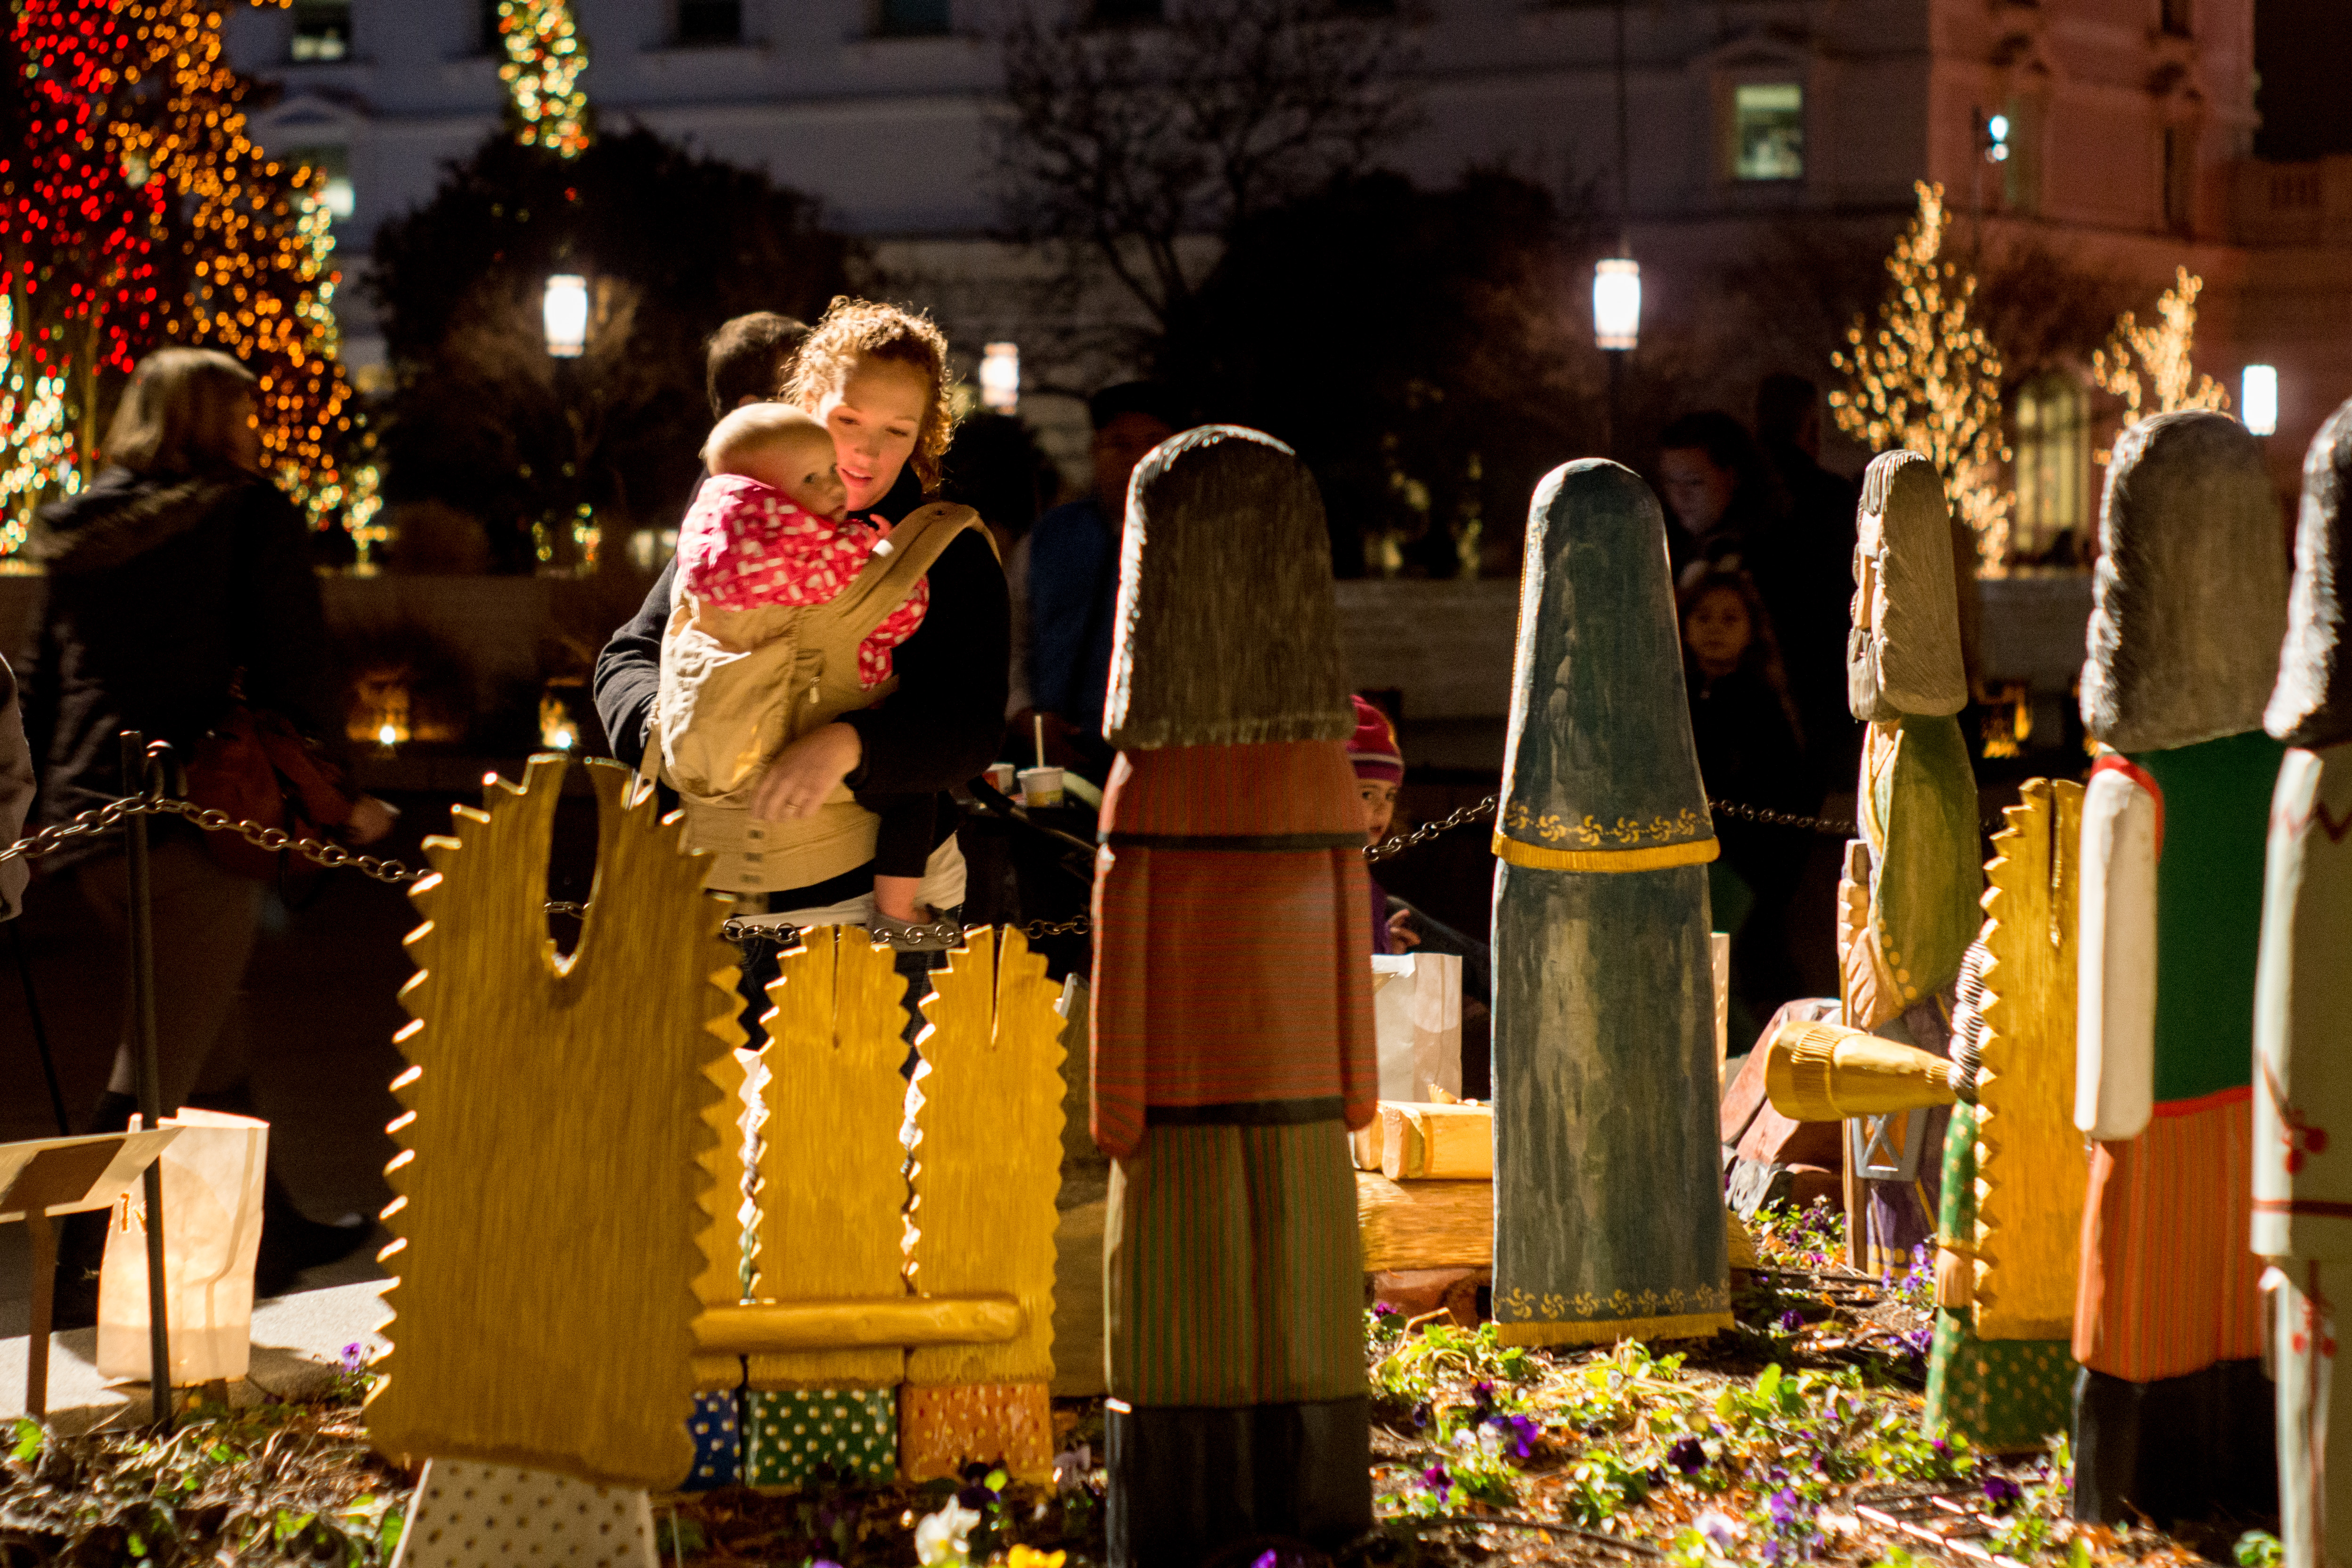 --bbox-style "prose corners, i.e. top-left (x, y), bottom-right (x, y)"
top-left (231, 0), bottom-right (2351, 514)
